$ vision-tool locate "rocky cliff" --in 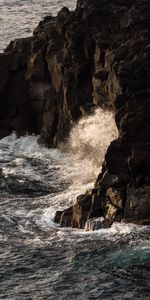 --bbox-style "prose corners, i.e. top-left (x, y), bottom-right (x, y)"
top-left (0, 0), bottom-right (150, 228)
